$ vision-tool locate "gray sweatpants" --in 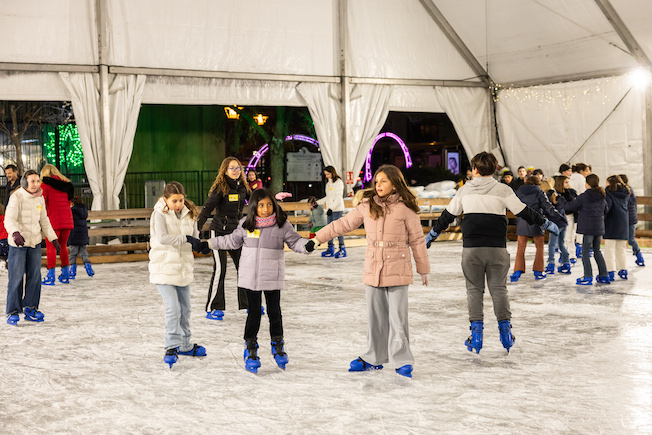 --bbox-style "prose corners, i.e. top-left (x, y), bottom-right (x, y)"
top-left (360, 285), bottom-right (413, 368)
top-left (69, 245), bottom-right (89, 264)
top-left (461, 247), bottom-right (511, 322)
